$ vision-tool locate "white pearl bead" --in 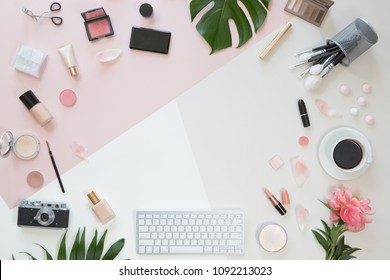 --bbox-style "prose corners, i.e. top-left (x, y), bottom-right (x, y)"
top-left (350, 107), bottom-right (359, 116)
